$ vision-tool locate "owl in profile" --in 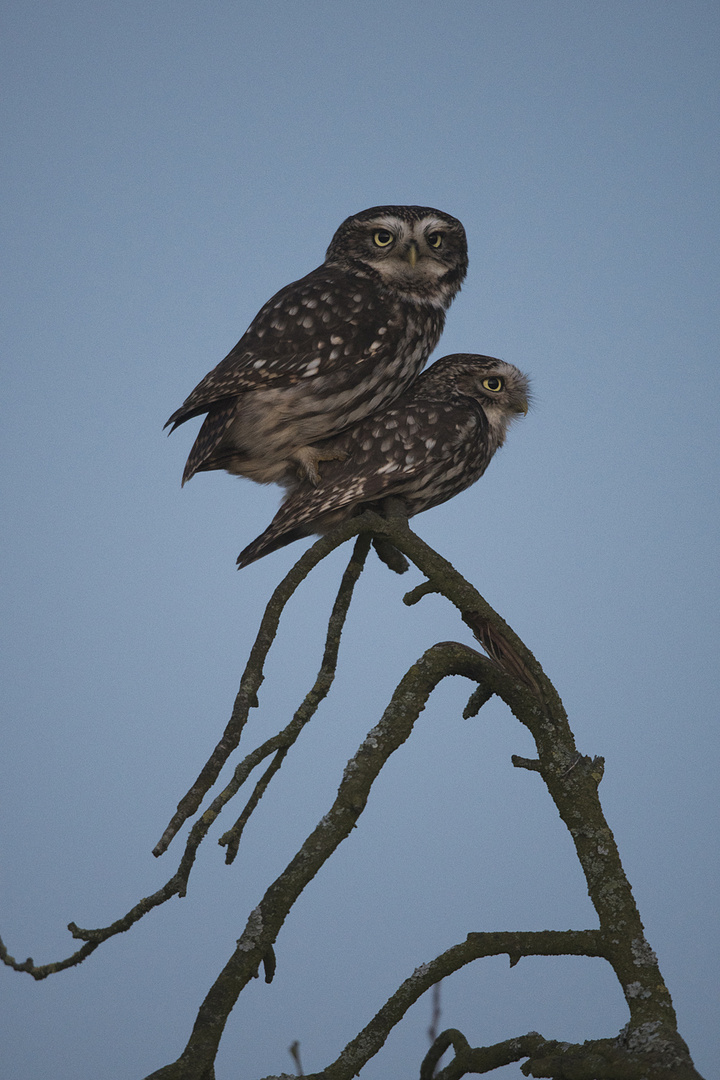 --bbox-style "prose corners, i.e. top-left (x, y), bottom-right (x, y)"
top-left (236, 354), bottom-right (530, 568)
top-left (165, 206), bottom-right (468, 486)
